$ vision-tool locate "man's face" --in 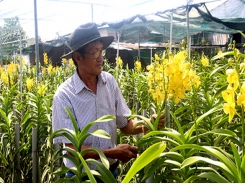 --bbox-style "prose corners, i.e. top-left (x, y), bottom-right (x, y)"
top-left (75, 41), bottom-right (104, 76)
